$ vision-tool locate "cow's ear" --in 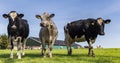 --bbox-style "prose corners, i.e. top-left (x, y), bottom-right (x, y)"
top-left (18, 14), bottom-right (24, 18)
top-left (36, 15), bottom-right (41, 19)
top-left (3, 14), bottom-right (8, 19)
top-left (49, 14), bottom-right (55, 18)
top-left (104, 19), bottom-right (111, 24)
